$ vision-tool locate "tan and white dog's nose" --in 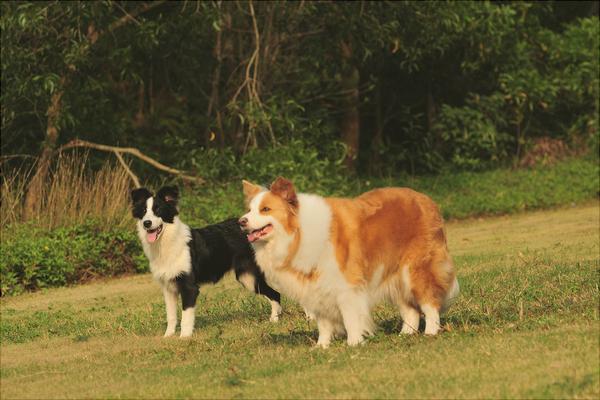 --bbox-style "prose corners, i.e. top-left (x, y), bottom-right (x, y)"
top-left (238, 217), bottom-right (248, 228)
